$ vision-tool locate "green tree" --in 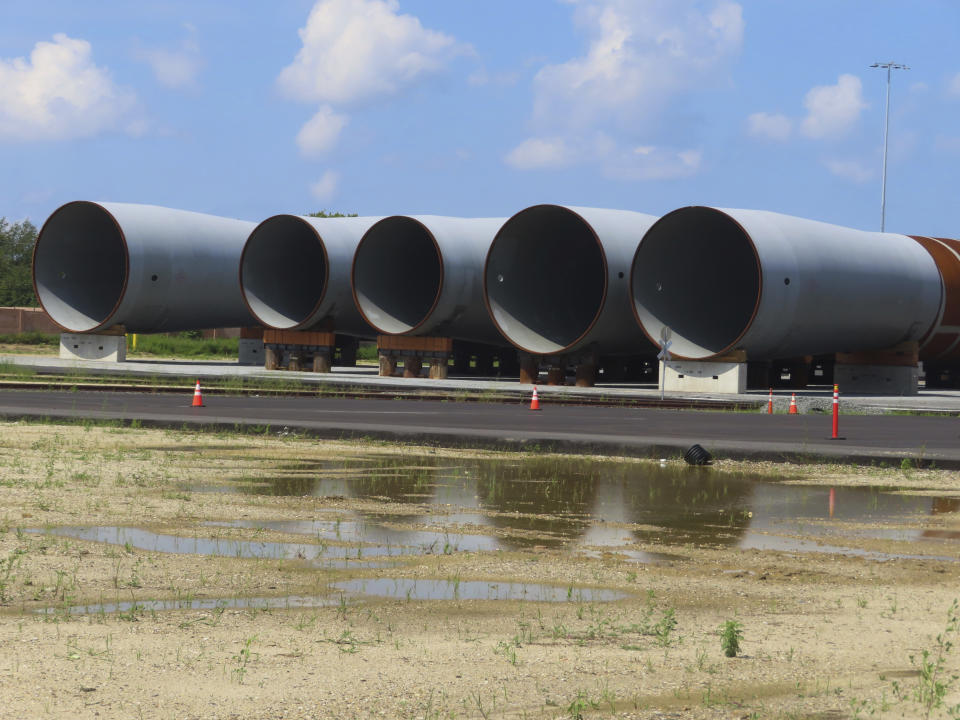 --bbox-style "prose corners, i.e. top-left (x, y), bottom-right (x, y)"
top-left (306, 210), bottom-right (359, 218)
top-left (0, 218), bottom-right (38, 307)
